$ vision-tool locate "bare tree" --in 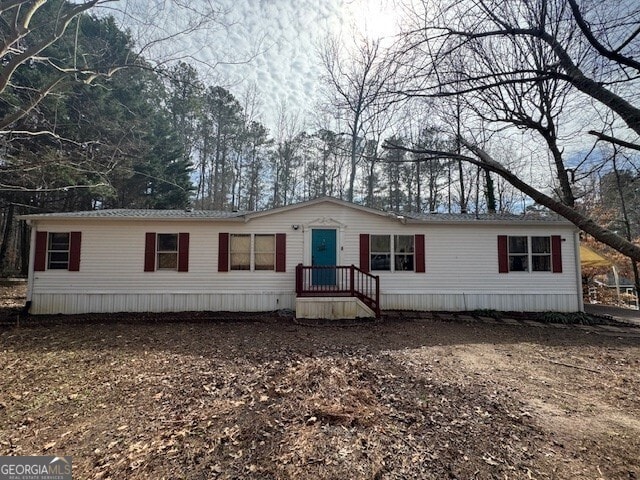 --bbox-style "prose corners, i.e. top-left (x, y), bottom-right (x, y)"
top-left (361, 101), bottom-right (398, 207)
top-left (443, 12), bottom-right (579, 207)
top-left (320, 35), bottom-right (397, 202)
top-left (407, 122), bottom-right (451, 212)
top-left (270, 104), bottom-right (305, 208)
top-left (388, 0), bottom-right (640, 260)
top-left (398, 0), bottom-right (640, 139)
